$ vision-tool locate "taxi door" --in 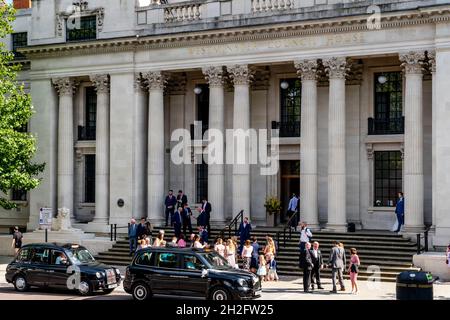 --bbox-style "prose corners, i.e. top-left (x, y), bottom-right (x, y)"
top-left (150, 252), bottom-right (180, 294)
top-left (47, 250), bottom-right (71, 289)
top-left (176, 254), bottom-right (209, 297)
top-left (27, 247), bottom-right (51, 287)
